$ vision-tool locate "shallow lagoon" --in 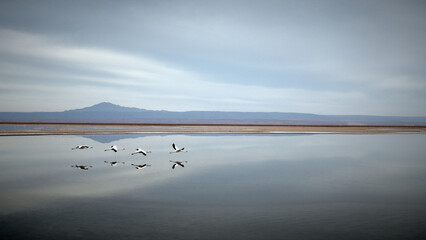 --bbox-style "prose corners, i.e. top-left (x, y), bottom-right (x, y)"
top-left (1, 134), bottom-right (426, 239)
